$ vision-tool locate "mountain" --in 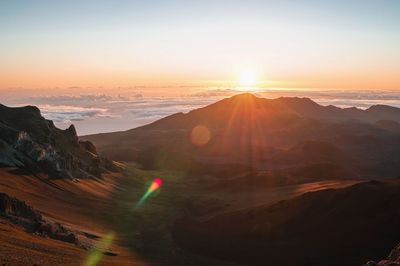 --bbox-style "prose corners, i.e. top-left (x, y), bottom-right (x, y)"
top-left (0, 104), bottom-right (119, 178)
top-left (172, 180), bottom-right (400, 266)
top-left (83, 93), bottom-right (400, 181)
top-left (1, 95), bottom-right (400, 265)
